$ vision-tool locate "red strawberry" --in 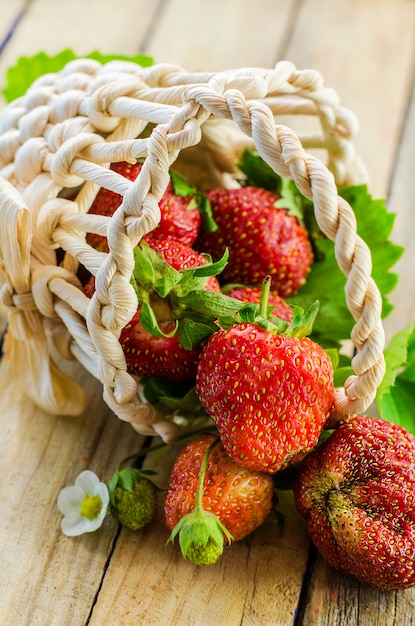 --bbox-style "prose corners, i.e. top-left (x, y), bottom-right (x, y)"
top-left (195, 295), bottom-right (334, 473)
top-left (165, 434), bottom-right (274, 565)
top-left (195, 186), bottom-right (313, 296)
top-left (87, 162), bottom-right (201, 251)
top-left (293, 415), bottom-right (415, 590)
top-left (225, 285), bottom-right (293, 323)
top-left (84, 238), bottom-right (243, 381)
